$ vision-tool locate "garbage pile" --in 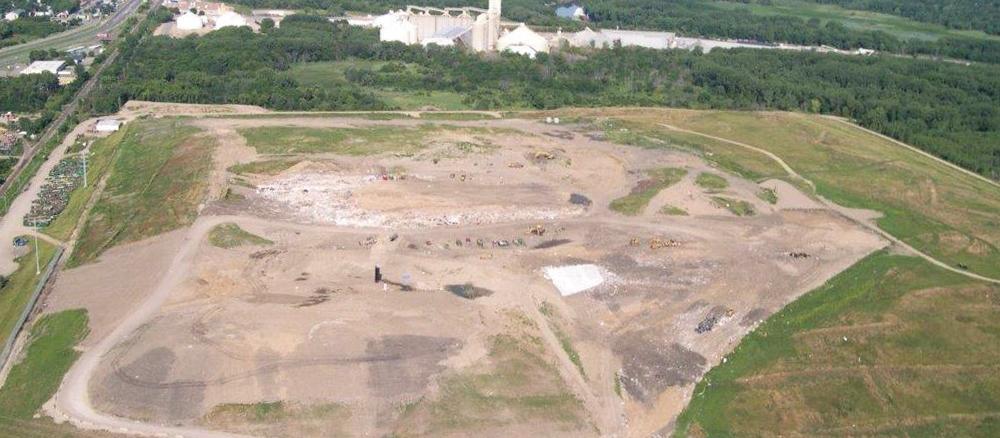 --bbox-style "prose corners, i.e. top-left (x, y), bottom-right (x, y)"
top-left (695, 307), bottom-right (735, 334)
top-left (23, 157), bottom-right (83, 227)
